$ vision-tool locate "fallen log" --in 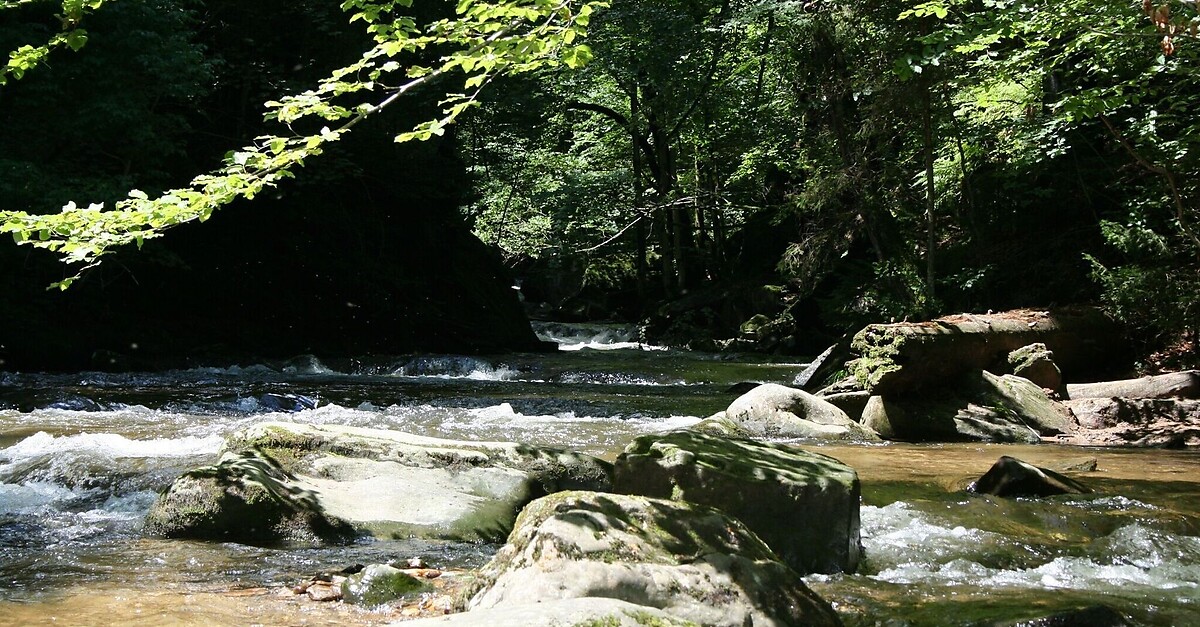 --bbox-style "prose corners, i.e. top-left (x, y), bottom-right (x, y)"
top-left (849, 307), bottom-right (1126, 396)
top-left (1067, 371), bottom-right (1200, 400)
